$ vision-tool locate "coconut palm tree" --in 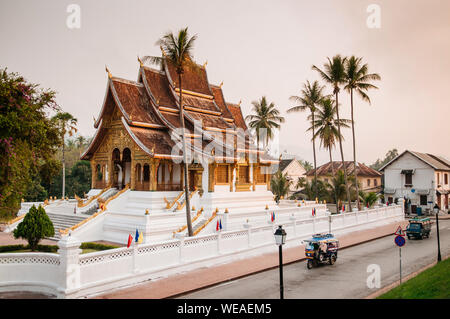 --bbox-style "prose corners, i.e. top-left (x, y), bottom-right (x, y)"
top-left (344, 56), bottom-right (381, 210)
top-left (142, 27), bottom-right (198, 236)
top-left (51, 112), bottom-right (78, 199)
top-left (308, 97), bottom-right (351, 205)
top-left (270, 170), bottom-right (292, 203)
top-left (76, 135), bottom-right (86, 157)
top-left (287, 80), bottom-right (326, 201)
top-left (312, 55), bottom-right (353, 211)
top-left (359, 191), bottom-right (379, 209)
top-left (245, 96), bottom-right (285, 151)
